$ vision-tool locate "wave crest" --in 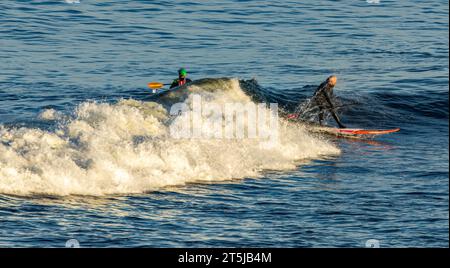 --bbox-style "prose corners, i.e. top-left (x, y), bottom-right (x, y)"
top-left (0, 78), bottom-right (339, 196)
